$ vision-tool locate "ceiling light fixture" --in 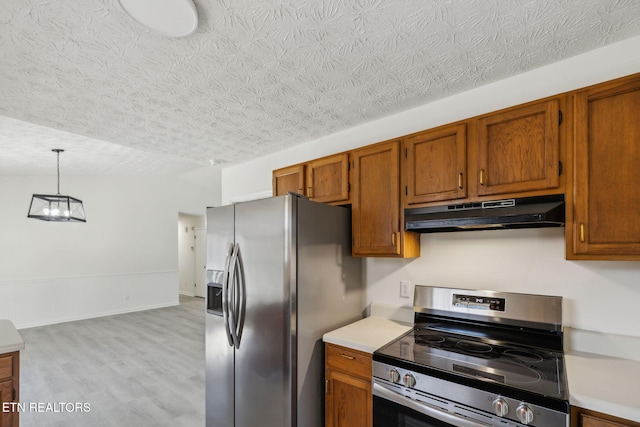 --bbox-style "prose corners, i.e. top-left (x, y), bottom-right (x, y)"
top-left (118, 0), bottom-right (198, 38)
top-left (27, 149), bottom-right (86, 223)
